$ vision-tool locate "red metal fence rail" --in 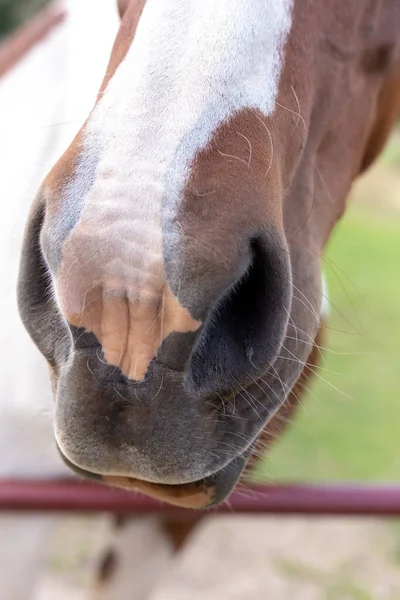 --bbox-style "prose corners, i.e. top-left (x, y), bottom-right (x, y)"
top-left (2, 480), bottom-right (400, 517)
